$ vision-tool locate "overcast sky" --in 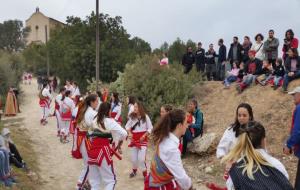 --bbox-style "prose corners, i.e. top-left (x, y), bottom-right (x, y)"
top-left (1, 0), bottom-right (300, 49)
